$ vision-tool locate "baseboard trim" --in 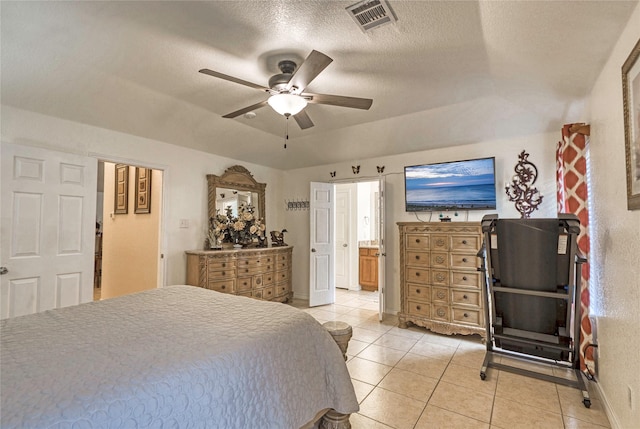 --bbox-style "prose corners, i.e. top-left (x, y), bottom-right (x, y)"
top-left (593, 377), bottom-right (622, 429)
